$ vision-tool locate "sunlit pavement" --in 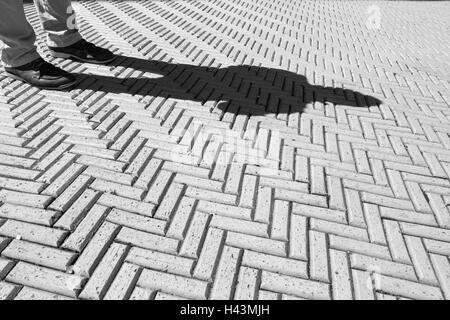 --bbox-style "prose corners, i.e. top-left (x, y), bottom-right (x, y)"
top-left (0, 0), bottom-right (449, 300)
